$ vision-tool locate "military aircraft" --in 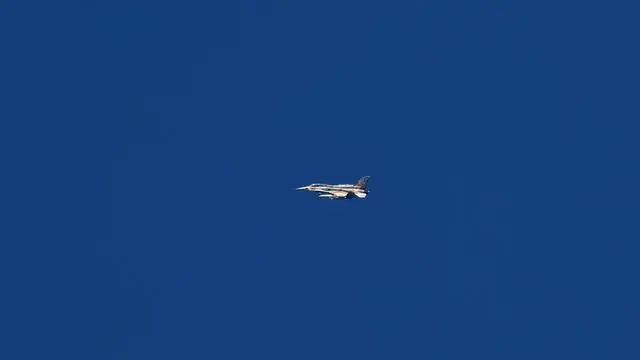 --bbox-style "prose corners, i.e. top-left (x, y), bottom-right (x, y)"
top-left (296, 176), bottom-right (371, 200)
